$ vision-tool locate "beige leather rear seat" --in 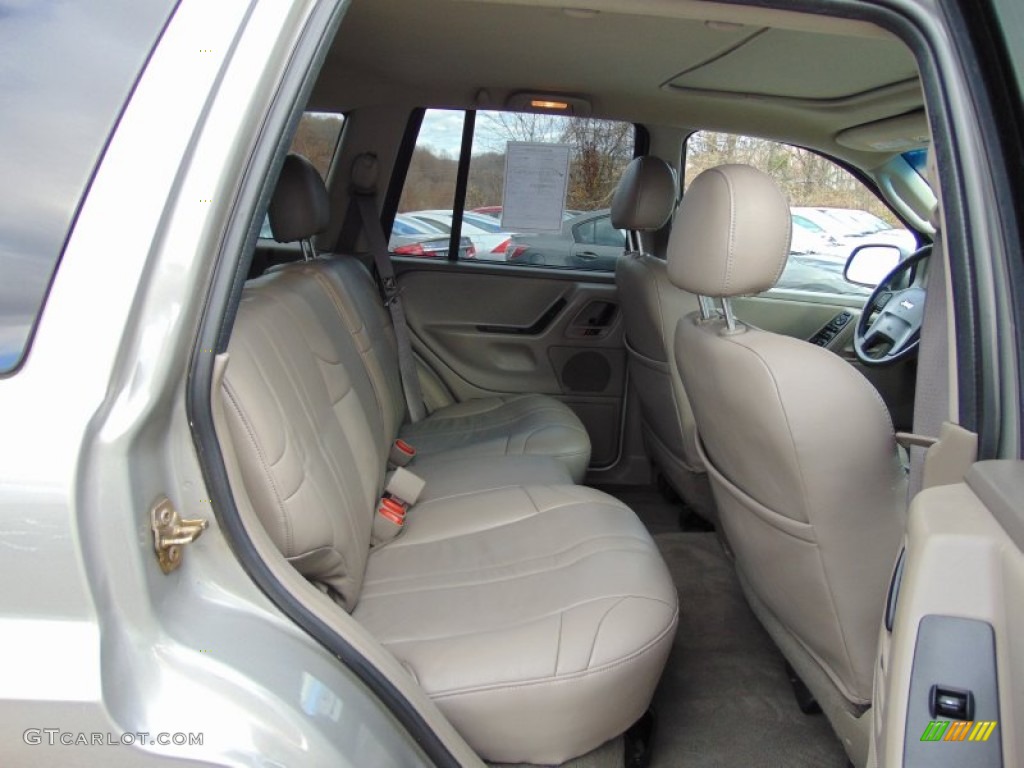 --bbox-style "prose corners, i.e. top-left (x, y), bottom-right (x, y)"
top-left (216, 156), bottom-right (678, 764)
top-left (279, 188), bottom-right (591, 482)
